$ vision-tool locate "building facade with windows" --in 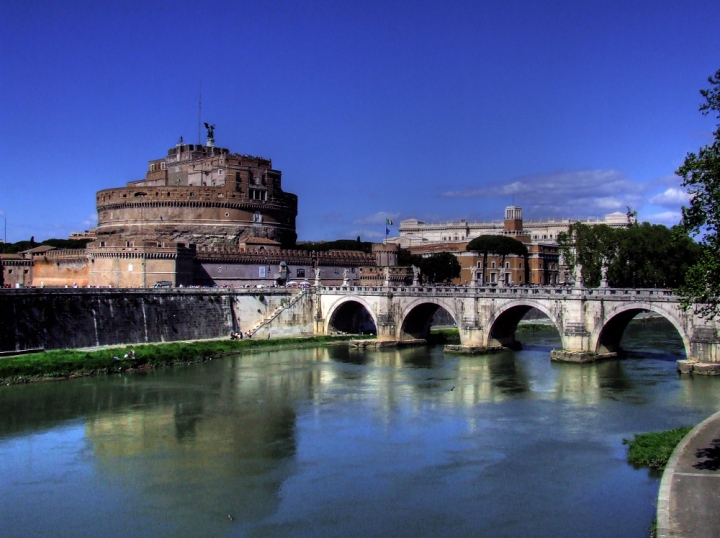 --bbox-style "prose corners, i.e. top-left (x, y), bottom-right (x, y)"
top-left (402, 206), bottom-right (595, 286)
top-left (392, 207), bottom-right (630, 248)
